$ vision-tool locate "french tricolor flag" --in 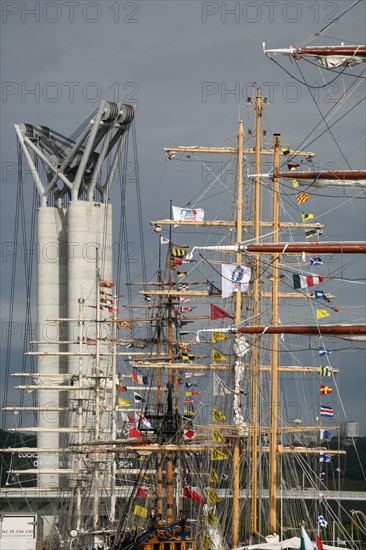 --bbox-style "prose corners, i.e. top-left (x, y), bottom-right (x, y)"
top-left (293, 274), bottom-right (324, 289)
